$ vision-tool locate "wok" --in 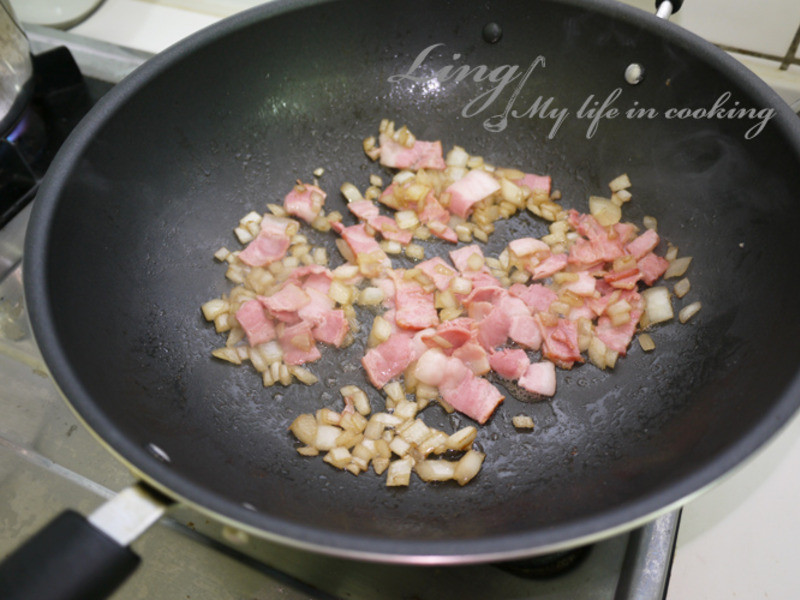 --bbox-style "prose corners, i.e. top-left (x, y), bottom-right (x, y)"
top-left (4, 0), bottom-right (800, 597)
